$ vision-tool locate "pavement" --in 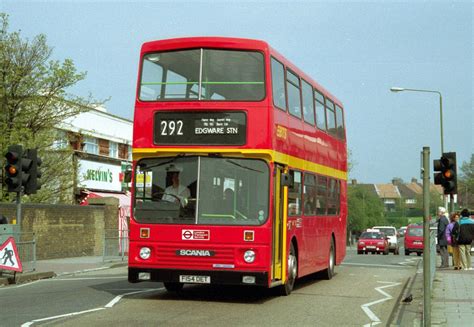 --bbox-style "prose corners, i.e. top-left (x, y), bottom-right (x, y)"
top-left (1, 253), bottom-right (473, 326)
top-left (0, 256), bottom-right (127, 286)
top-left (391, 253), bottom-right (474, 326)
